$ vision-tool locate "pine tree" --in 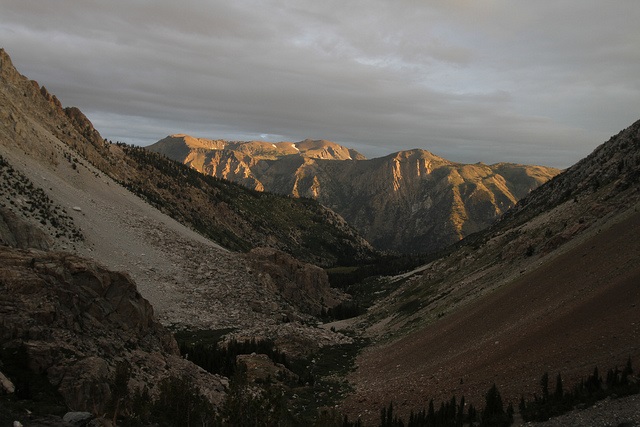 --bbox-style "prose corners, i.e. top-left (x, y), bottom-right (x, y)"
top-left (427, 399), bottom-right (436, 426)
top-left (622, 356), bottom-right (634, 384)
top-left (554, 373), bottom-right (563, 400)
top-left (518, 396), bottom-right (526, 420)
top-left (540, 372), bottom-right (549, 402)
top-left (480, 384), bottom-right (510, 427)
top-left (456, 396), bottom-right (465, 427)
